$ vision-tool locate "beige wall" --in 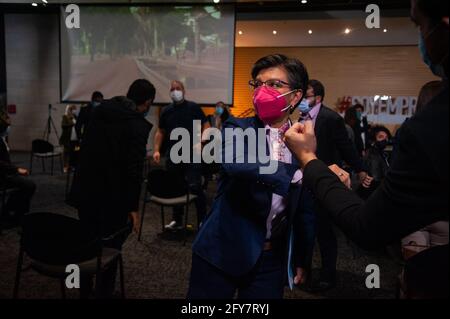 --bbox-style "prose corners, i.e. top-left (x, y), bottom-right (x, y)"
top-left (231, 46), bottom-right (438, 132)
top-left (6, 14), bottom-right (437, 151)
top-left (6, 14), bottom-right (160, 152)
